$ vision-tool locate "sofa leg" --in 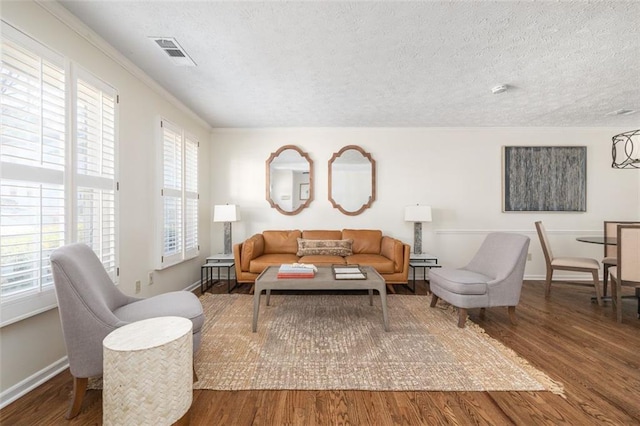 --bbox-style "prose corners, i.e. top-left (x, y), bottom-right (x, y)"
top-left (386, 284), bottom-right (396, 294)
top-left (479, 307), bottom-right (486, 319)
top-left (66, 376), bottom-right (88, 419)
top-left (508, 306), bottom-right (518, 325)
top-left (429, 294), bottom-right (439, 307)
top-left (457, 308), bottom-right (467, 328)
